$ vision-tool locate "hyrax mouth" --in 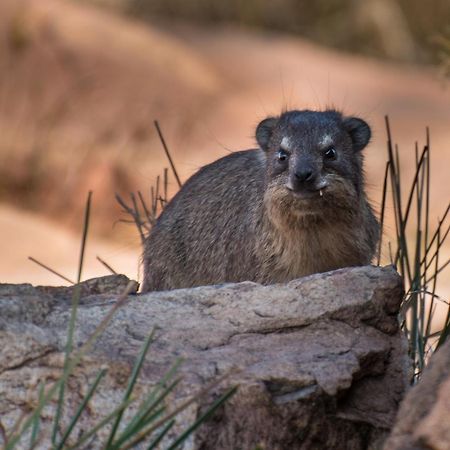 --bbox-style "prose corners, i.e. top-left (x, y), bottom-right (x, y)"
top-left (285, 181), bottom-right (327, 201)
